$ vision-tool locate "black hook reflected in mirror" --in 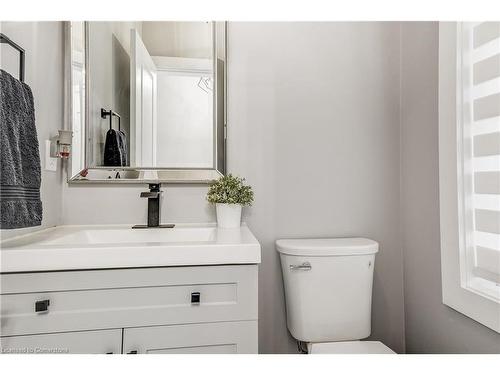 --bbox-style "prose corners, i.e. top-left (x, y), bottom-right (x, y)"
top-left (101, 108), bottom-right (121, 131)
